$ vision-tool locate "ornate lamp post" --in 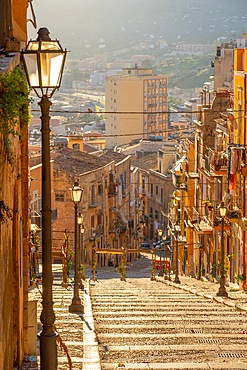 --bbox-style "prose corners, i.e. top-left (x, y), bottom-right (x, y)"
top-left (92, 229), bottom-right (97, 281)
top-left (174, 222), bottom-right (181, 284)
top-left (197, 242), bottom-right (203, 280)
top-left (163, 235), bottom-right (169, 280)
top-left (81, 225), bottom-right (86, 262)
top-left (69, 181), bottom-right (84, 313)
top-left (151, 246), bottom-right (156, 281)
top-left (158, 229), bottom-right (163, 277)
top-left (217, 201), bottom-right (228, 297)
top-left (77, 212), bottom-right (84, 286)
top-left (77, 212), bottom-right (83, 263)
top-left (21, 27), bottom-right (66, 370)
